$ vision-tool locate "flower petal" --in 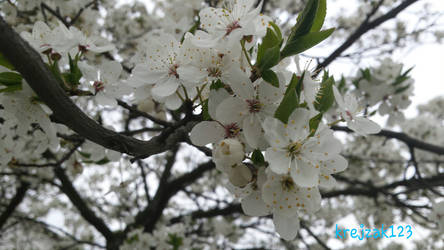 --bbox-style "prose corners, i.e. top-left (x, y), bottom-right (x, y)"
top-left (189, 121), bottom-right (225, 146)
top-left (273, 213), bottom-right (299, 241)
top-left (265, 148), bottom-right (291, 175)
